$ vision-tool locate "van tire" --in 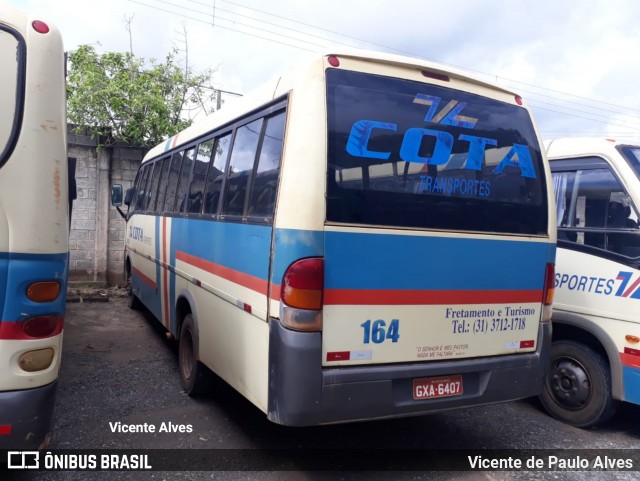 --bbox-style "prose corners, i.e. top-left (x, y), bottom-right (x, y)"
top-left (178, 314), bottom-right (208, 396)
top-left (540, 340), bottom-right (617, 428)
